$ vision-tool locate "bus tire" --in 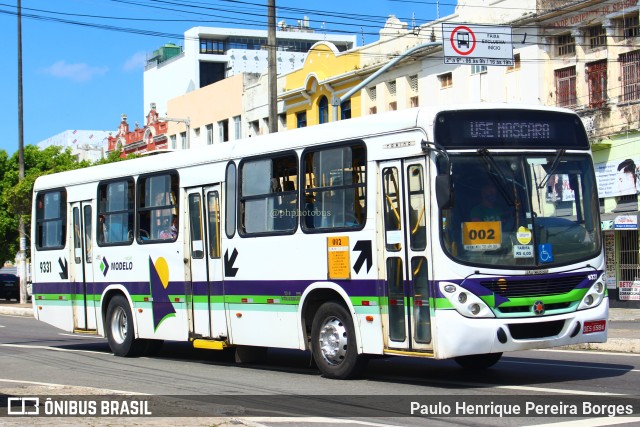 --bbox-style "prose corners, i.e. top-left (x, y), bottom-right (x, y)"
top-left (105, 295), bottom-right (145, 357)
top-left (454, 352), bottom-right (502, 370)
top-left (311, 301), bottom-right (367, 379)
